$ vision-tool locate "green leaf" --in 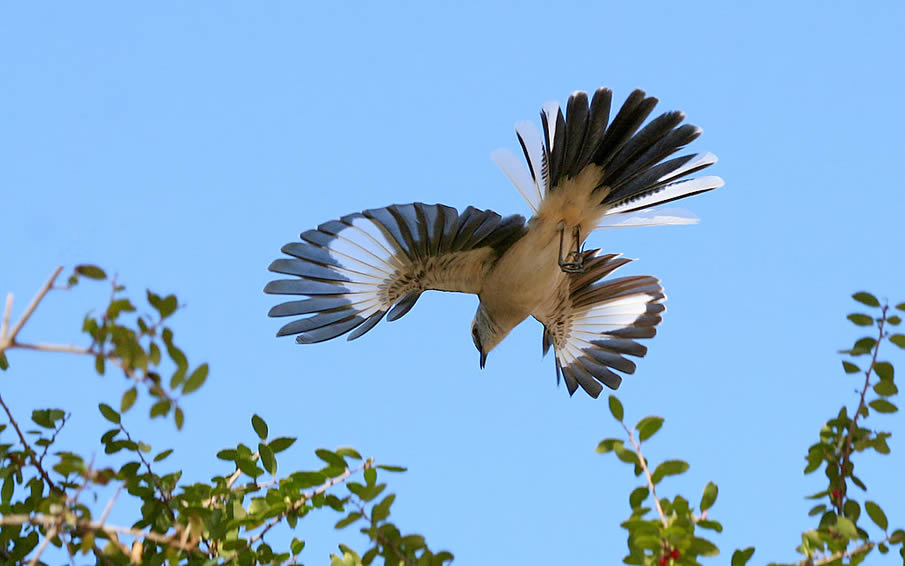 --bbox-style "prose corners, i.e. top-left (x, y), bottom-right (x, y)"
top-left (596, 438), bottom-right (623, 454)
top-left (259, 443), bottom-right (276, 475)
top-left (0, 352), bottom-right (8, 371)
top-left (869, 399), bottom-right (897, 413)
top-left (842, 361), bottom-right (860, 374)
top-left (608, 395), bottom-right (623, 422)
top-left (251, 414), bottom-right (268, 440)
top-left (651, 459), bottom-right (689, 484)
top-left (688, 537), bottom-right (719, 557)
top-left (888, 315), bottom-right (902, 325)
top-left (848, 314), bottom-right (873, 326)
top-left (874, 361), bottom-right (894, 381)
top-left (890, 334), bottom-right (905, 349)
top-left (865, 500), bottom-right (888, 531)
top-left (216, 449), bottom-right (238, 461)
top-left (75, 264), bottom-right (106, 280)
top-left (335, 447), bottom-right (362, 460)
top-left (149, 400), bottom-right (170, 418)
top-left (290, 538), bottom-right (305, 555)
top-left (315, 449), bottom-right (346, 468)
top-left (852, 292), bottom-right (880, 307)
top-left (120, 387), bottom-right (137, 413)
top-left (153, 449), bottom-right (173, 462)
top-left (375, 465), bottom-right (406, 473)
top-left (268, 437), bottom-right (296, 453)
top-left (697, 520), bottom-right (723, 532)
top-left (334, 512), bottom-right (362, 529)
top-left (896, 302), bottom-right (905, 312)
top-left (700, 481), bottom-right (718, 511)
top-left (874, 380), bottom-right (898, 396)
top-left (731, 547), bottom-right (755, 566)
top-left (182, 363), bottom-right (208, 394)
top-left (174, 407), bottom-right (184, 430)
top-left (98, 403), bottom-right (120, 424)
top-left (629, 487), bottom-right (648, 509)
top-left (835, 516), bottom-right (858, 539)
top-left (636, 416), bottom-right (664, 442)
top-left (371, 494), bottom-right (395, 522)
